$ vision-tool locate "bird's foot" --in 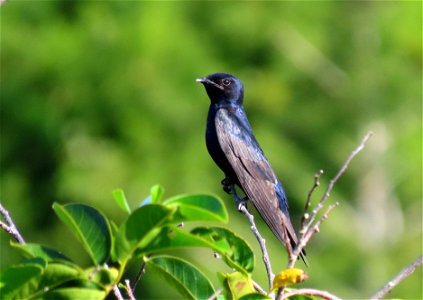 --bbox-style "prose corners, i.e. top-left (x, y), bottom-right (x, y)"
top-left (228, 184), bottom-right (248, 211)
top-left (221, 178), bottom-right (232, 194)
top-left (236, 197), bottom-right (248, 212)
